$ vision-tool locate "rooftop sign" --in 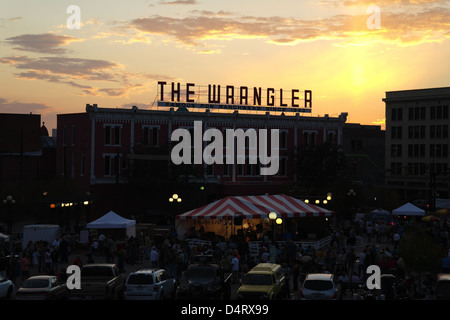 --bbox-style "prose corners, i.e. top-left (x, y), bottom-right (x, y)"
top-left (157, 82), bottom-right (312, 113)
